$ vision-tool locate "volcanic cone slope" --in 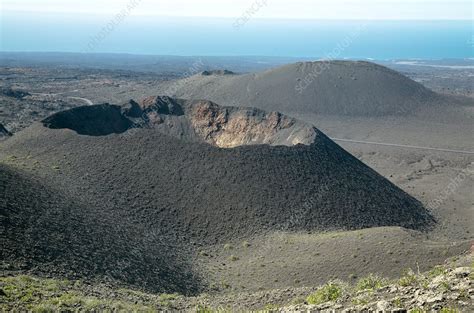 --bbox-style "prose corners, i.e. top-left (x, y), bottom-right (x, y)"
top-left (158, 61), bottom-right (451, 116)
top-left (0, 163), bottom-right (202, 294)
top-left (1, 97), bottom-right (434, 292)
